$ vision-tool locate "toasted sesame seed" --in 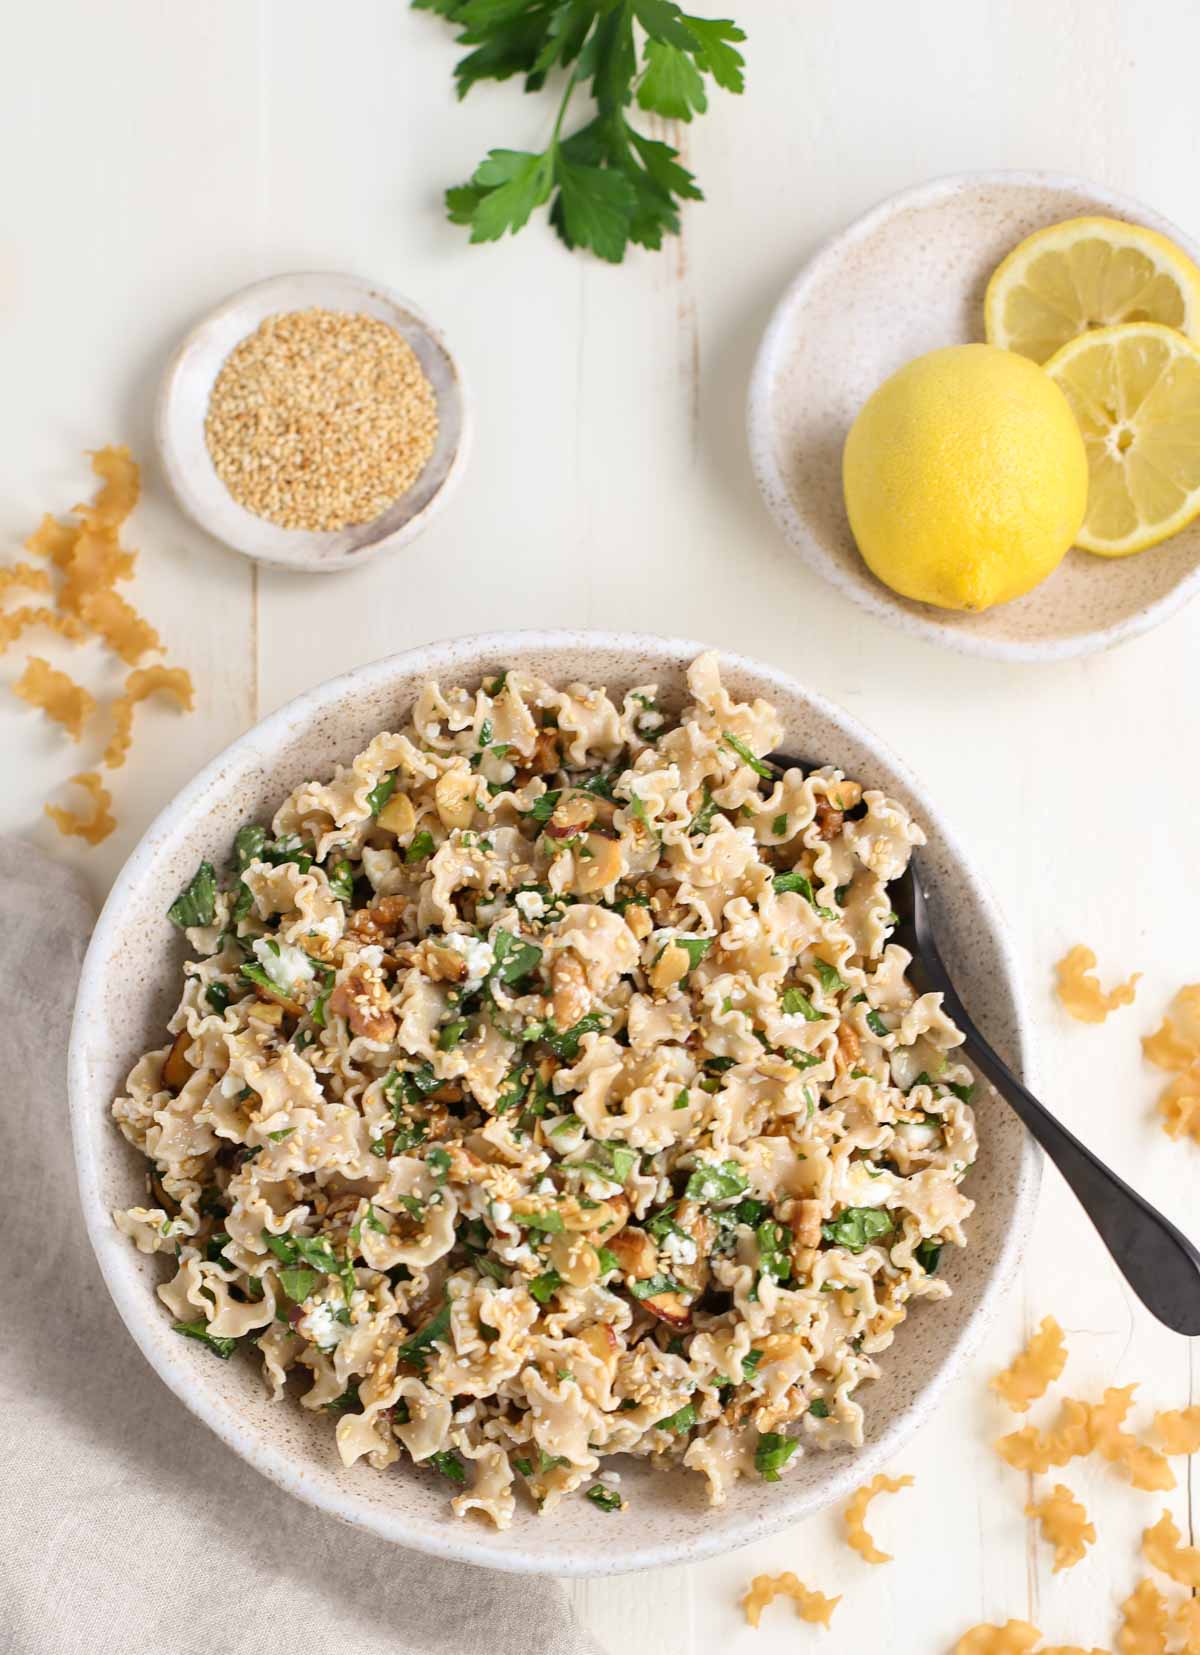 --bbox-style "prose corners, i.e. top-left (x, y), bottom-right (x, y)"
top-left (204, 308), bottom-right (439, 532)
